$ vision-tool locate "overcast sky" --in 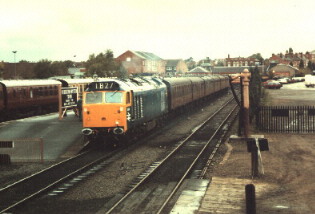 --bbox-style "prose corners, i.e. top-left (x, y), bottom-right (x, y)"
top-left (1, 0), bottom-right (314, 63)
